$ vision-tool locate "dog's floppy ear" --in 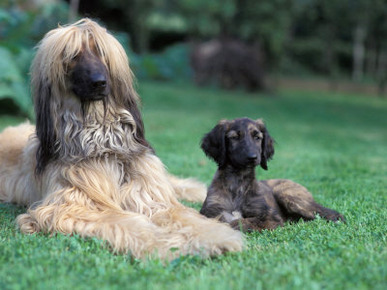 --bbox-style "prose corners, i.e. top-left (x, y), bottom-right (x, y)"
top-left (124, 94), bottom-right (152, 150)
top-left (34, 81), bottom-right (58, 175)
top-left (201, 120), bottom-right (229, 167)
top-left (256, 119), bottom-right (275, 170)
top-left (114, 80), bottom-right (153, 150)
